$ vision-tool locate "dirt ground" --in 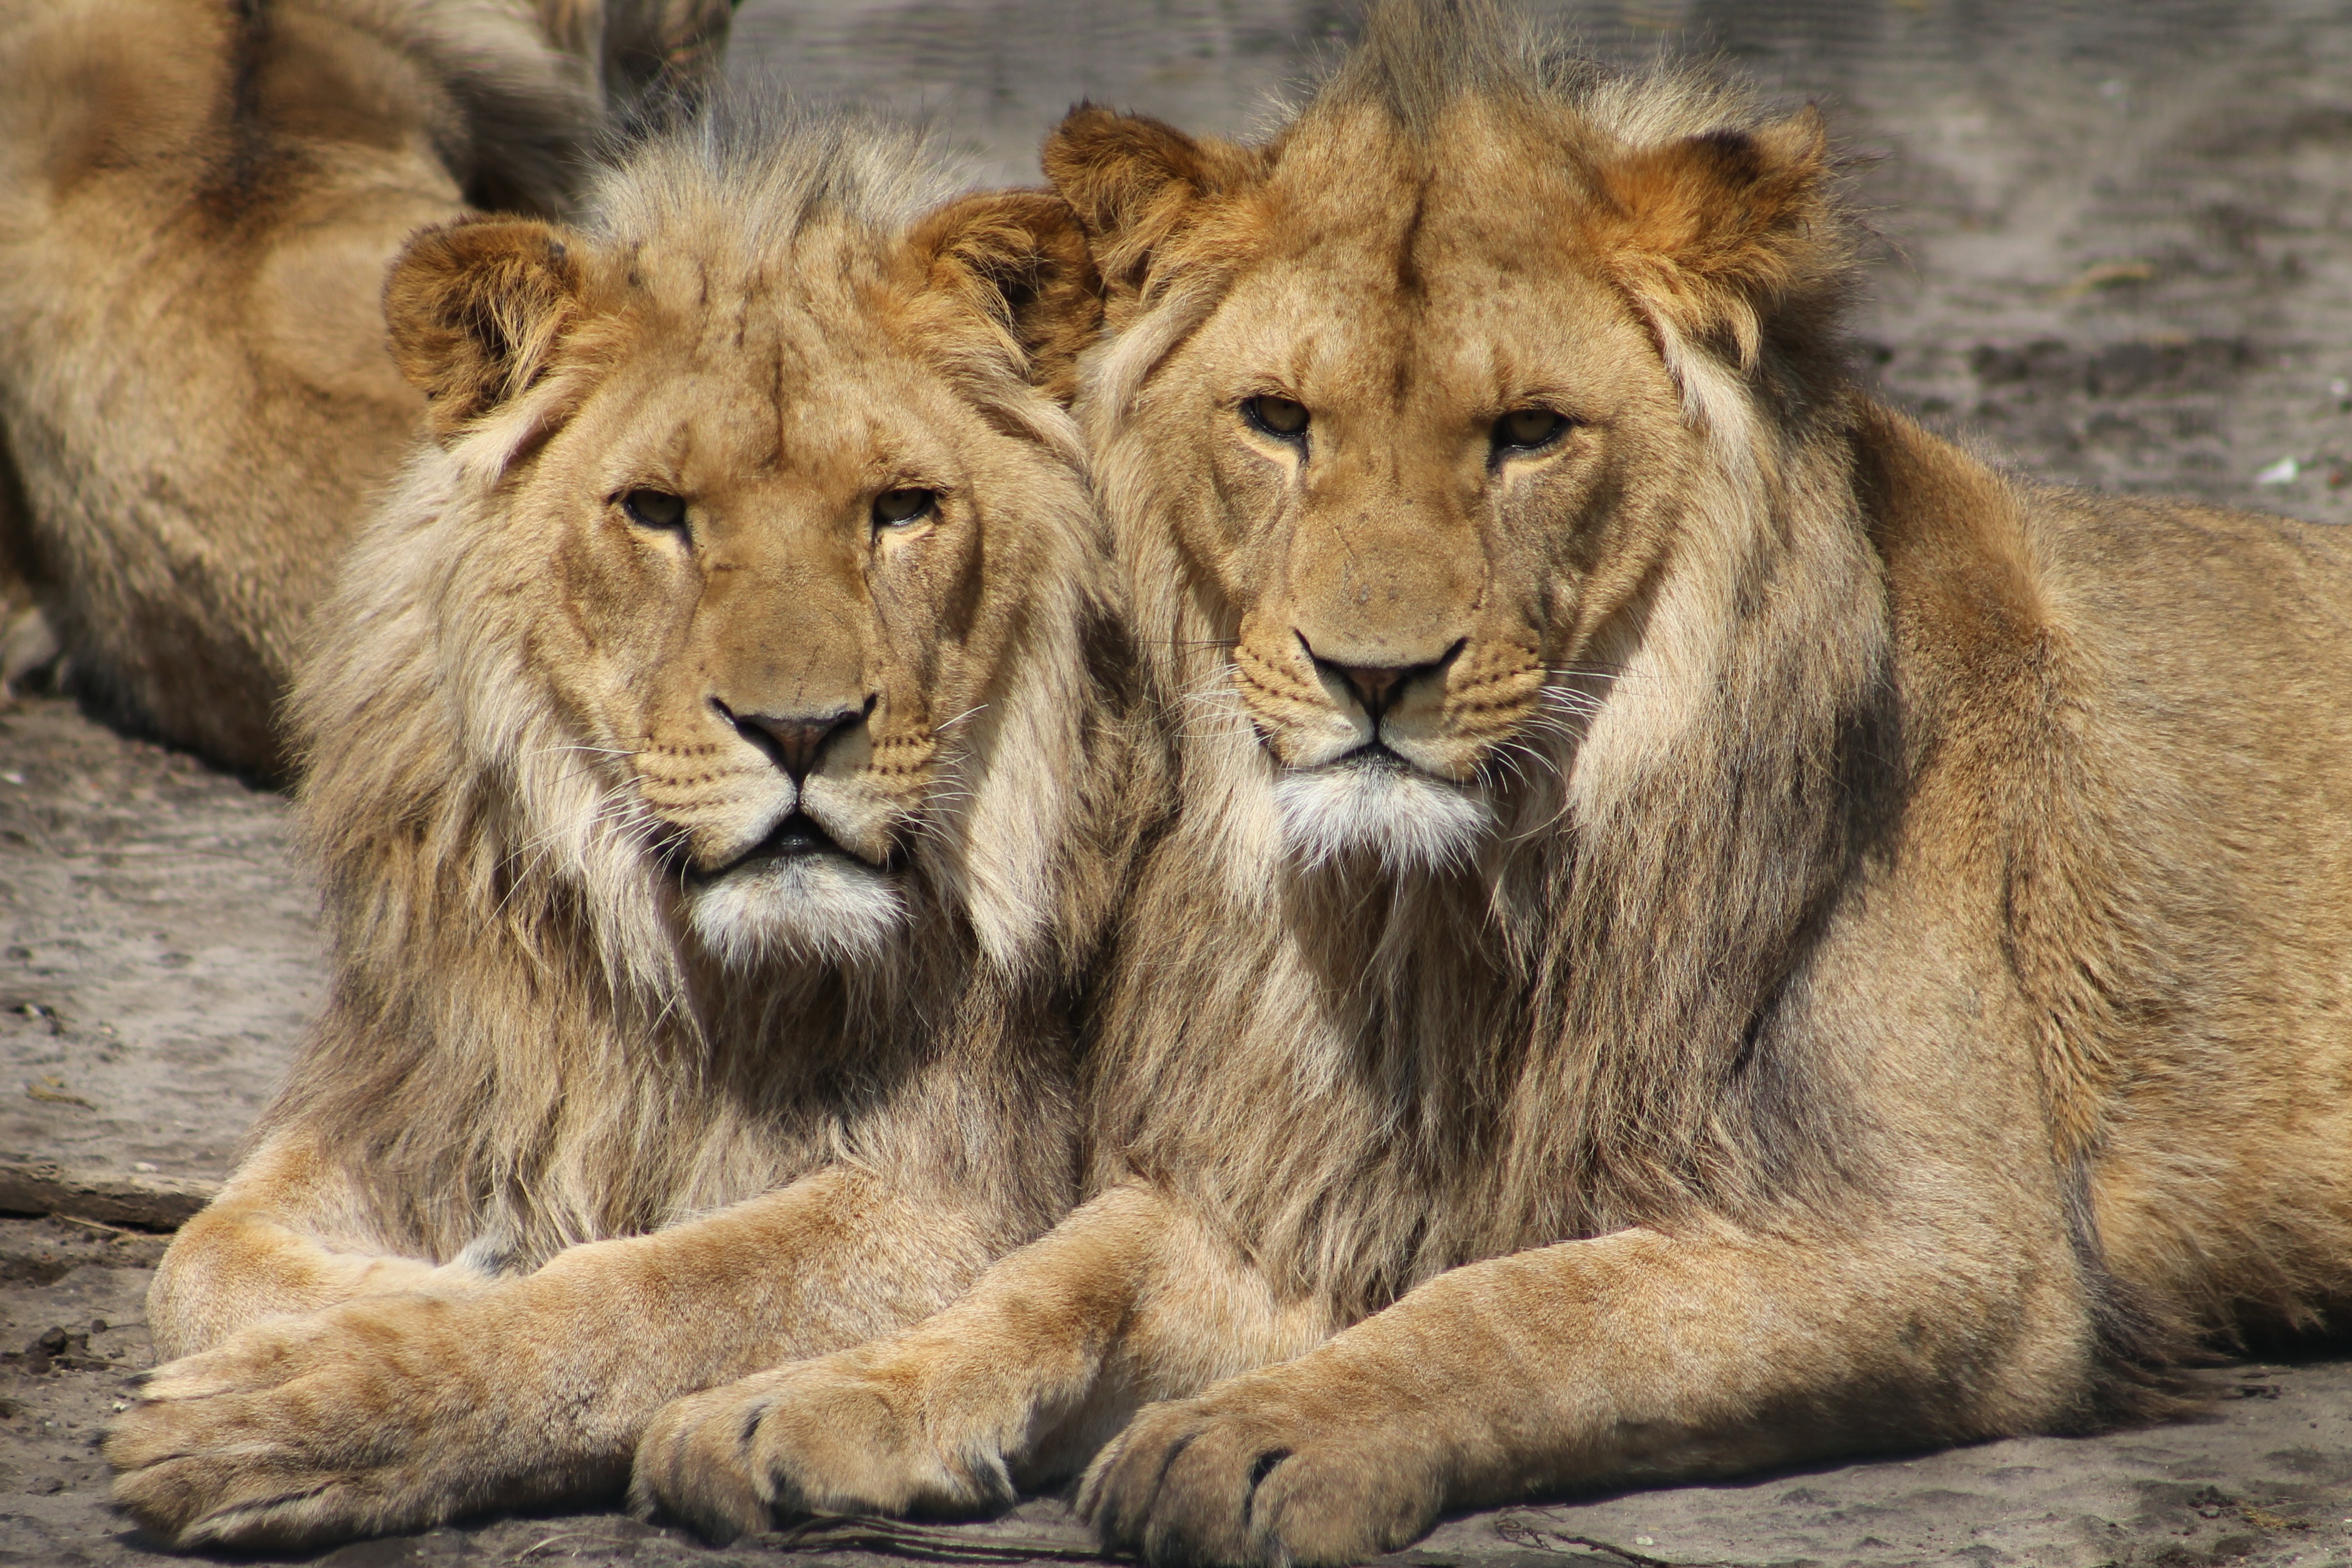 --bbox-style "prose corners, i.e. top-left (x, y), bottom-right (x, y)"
top-left (6, 0), bottom-right (2352, 1562)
